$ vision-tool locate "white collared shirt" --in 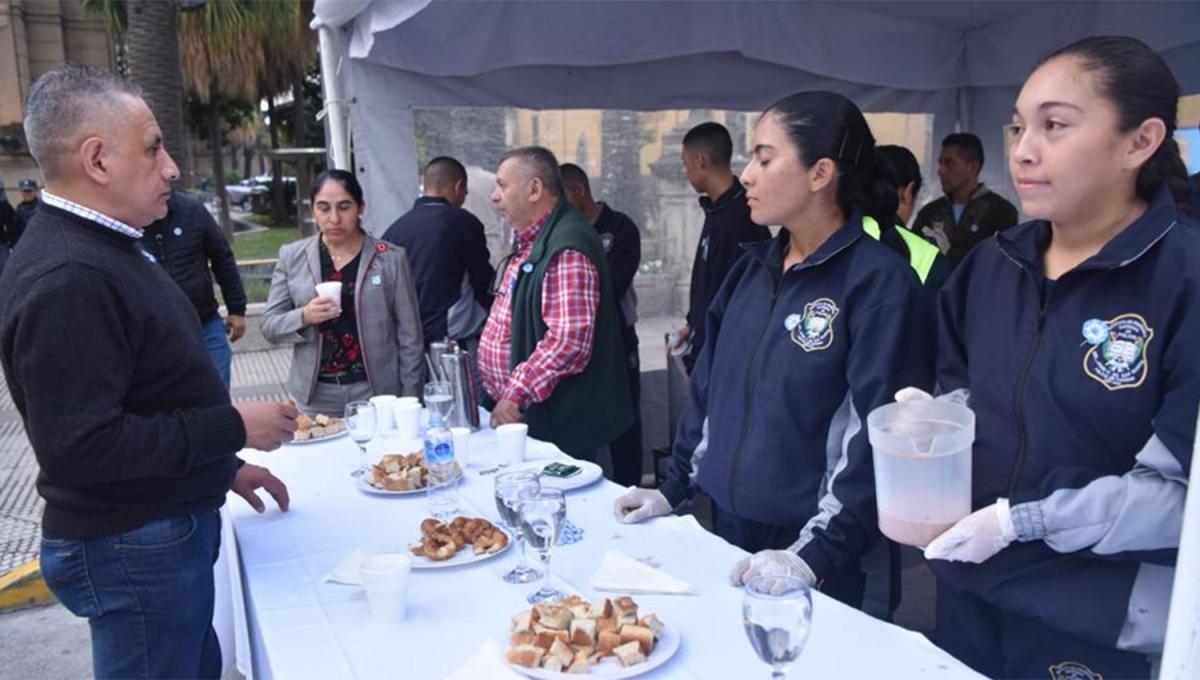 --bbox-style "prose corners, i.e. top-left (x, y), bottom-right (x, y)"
top-left (40, 190), bottom-right (143, 240)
